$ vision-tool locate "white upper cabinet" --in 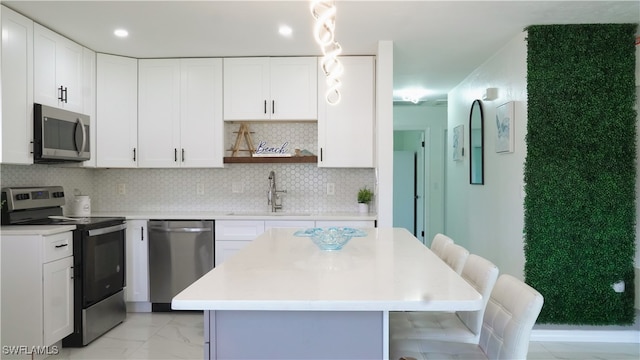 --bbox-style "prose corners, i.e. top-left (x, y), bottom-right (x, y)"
top-left (96, 53), bottom-right (138, 168)
top-left (34, 23), bottom-right (84, 112)
top-left (223, 57), bottom-right (317, 121)
top-left (180, 58), bottom-right (224, 167)
top-left (82, 47), bottom-right (96, 167)
top-left (318, 56), bottom-right (376, 168)
top-left (1, 6), bottom-right (34, 164)
top-left (138, 58), bottom-right (223, 168)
